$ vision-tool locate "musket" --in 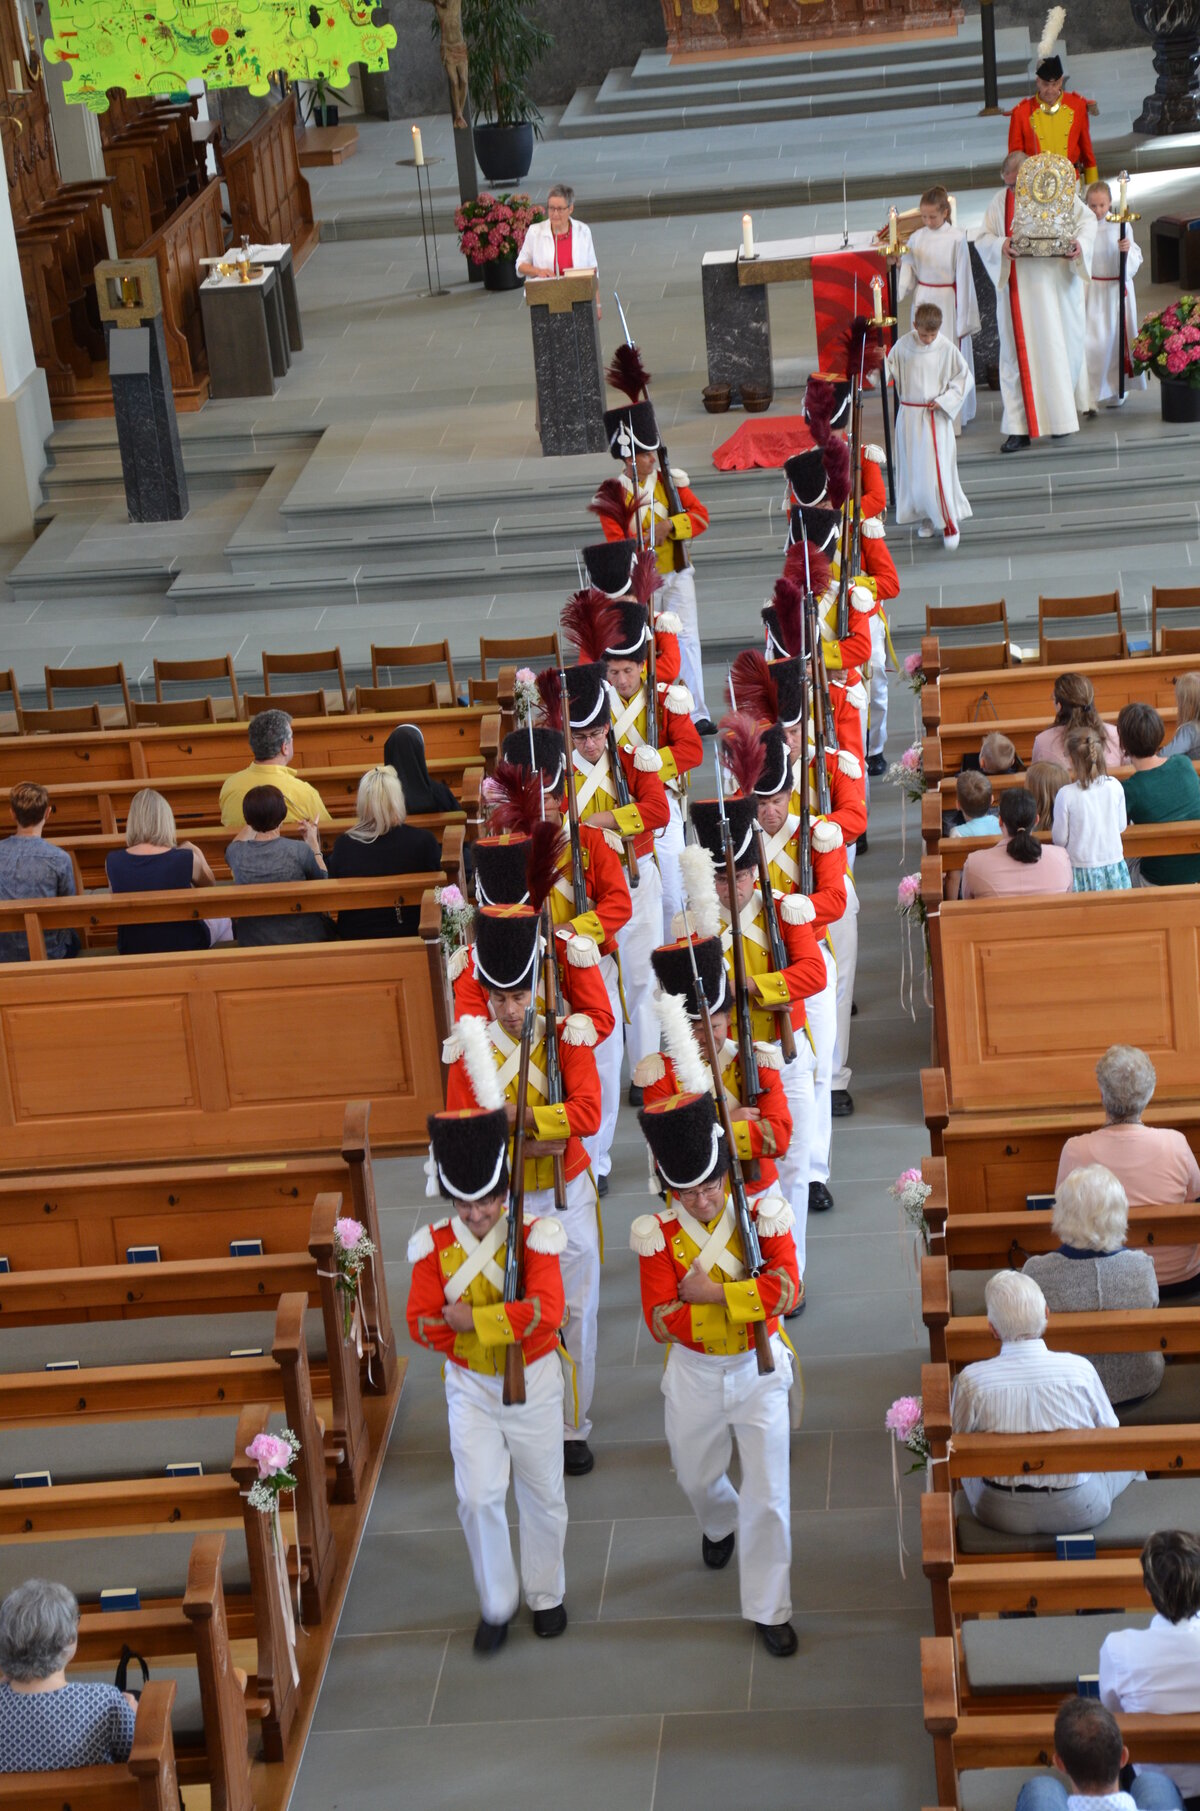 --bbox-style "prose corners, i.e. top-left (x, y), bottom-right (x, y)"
top-left (606, 720), bottom-right (641, 889)
top-left (714, 757), bottom-right (760, 1112)
top-left (682, 930), bottom-right (774, 1377)
top-left (804, 589), bottom-right (836, 818)
top-left (558, 669), bottom-right (589, 917)
top-left (797, 628), bottom-right (815, 898)
top-left (614, 290), bottom-right (690, 577)
top-left (501, 1003), bottom-right (536, 1406)
top-left (540, 901), bottom-right (569, 1212)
